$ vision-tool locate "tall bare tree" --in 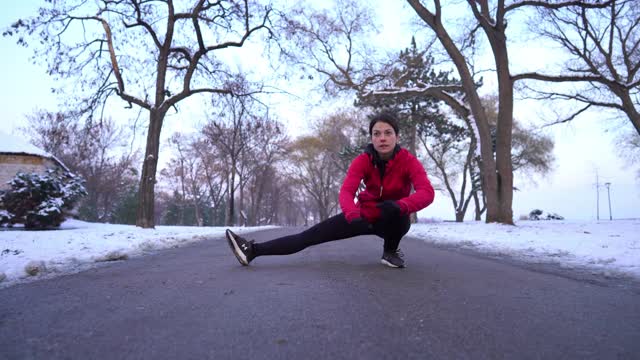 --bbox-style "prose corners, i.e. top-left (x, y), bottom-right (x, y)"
top-left (161, 133), bottom-right (207, 226)
top-left (516, 0), bottom-right (639, 135)
top-left (5, 1), bottom-right (276, 228)
top-left (403, 0), bottom-right (612, 224)
top-left (285, 0), bottom-right (611, 224)
top-left (203, 101), bottom-right (250, 226)
top-left (191, 138), bottom-right (229, 225)
top-left (242, 119), bottom-right (289, 225)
